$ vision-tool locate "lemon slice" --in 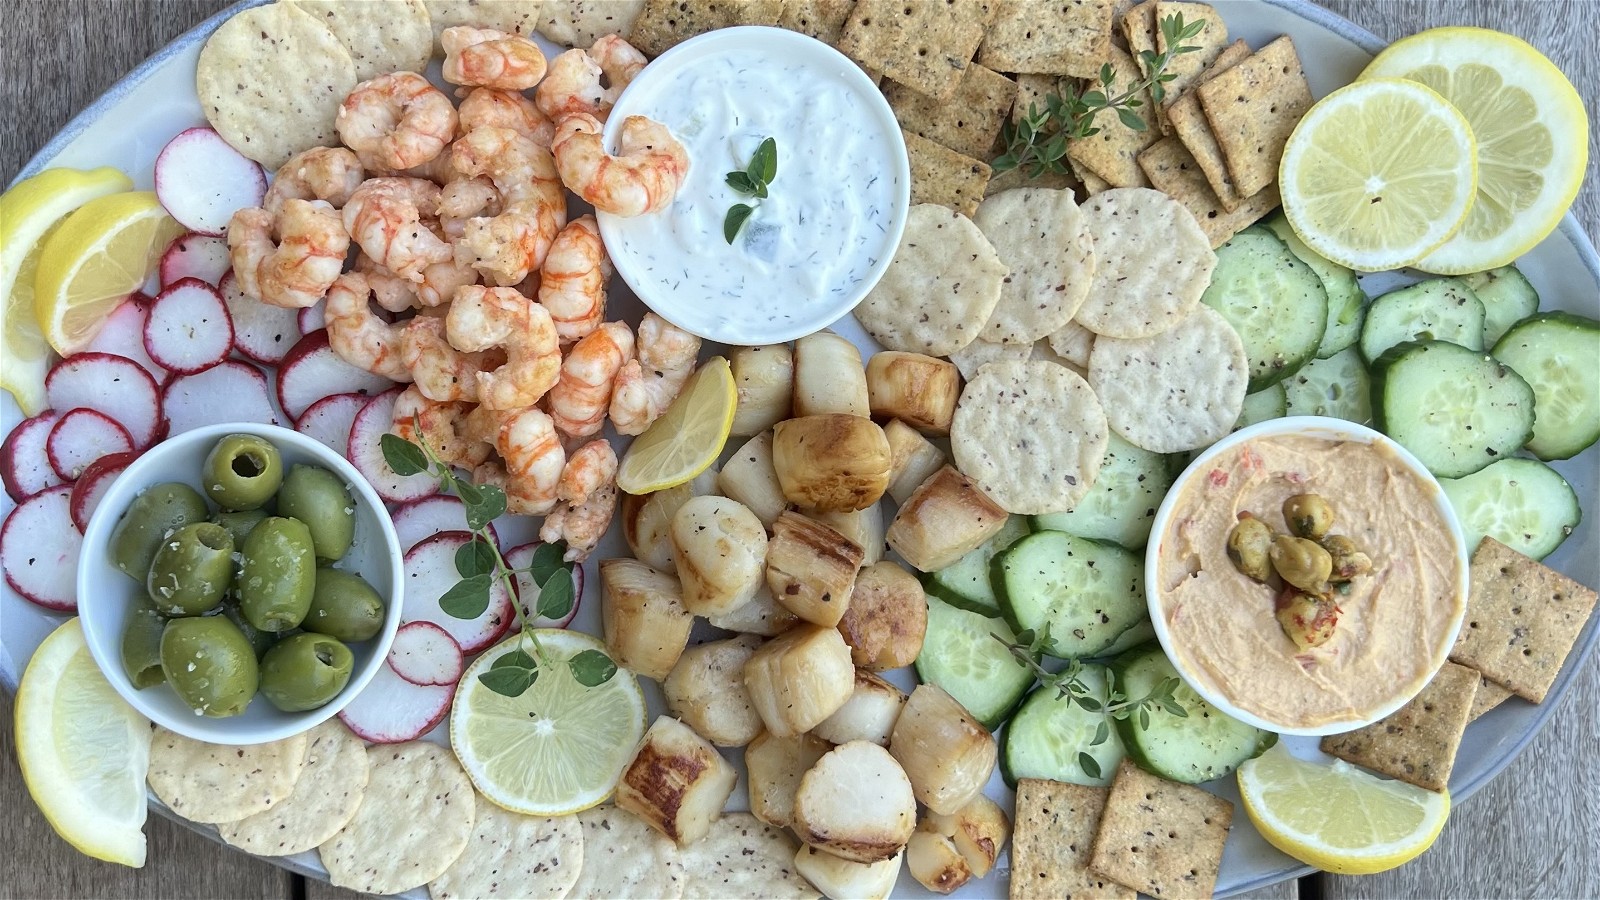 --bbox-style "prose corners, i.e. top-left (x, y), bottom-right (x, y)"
top-left (1238, 744), bottom-right (1450, 875)
top-left (616, 355), bottom-right (737, 495)
top-left (1278, 78), bottom-right (1477, 272)
top-left (0, 167), bottom-right (133, 413)
top-left (450, 629), bottom-right (646, 816)
top-left (14, 618), bottom-right (152, 867)
top-left (1361, 27), bottom-right (1589, 274)
top-left (34, 190), bottom-right (184, 356)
